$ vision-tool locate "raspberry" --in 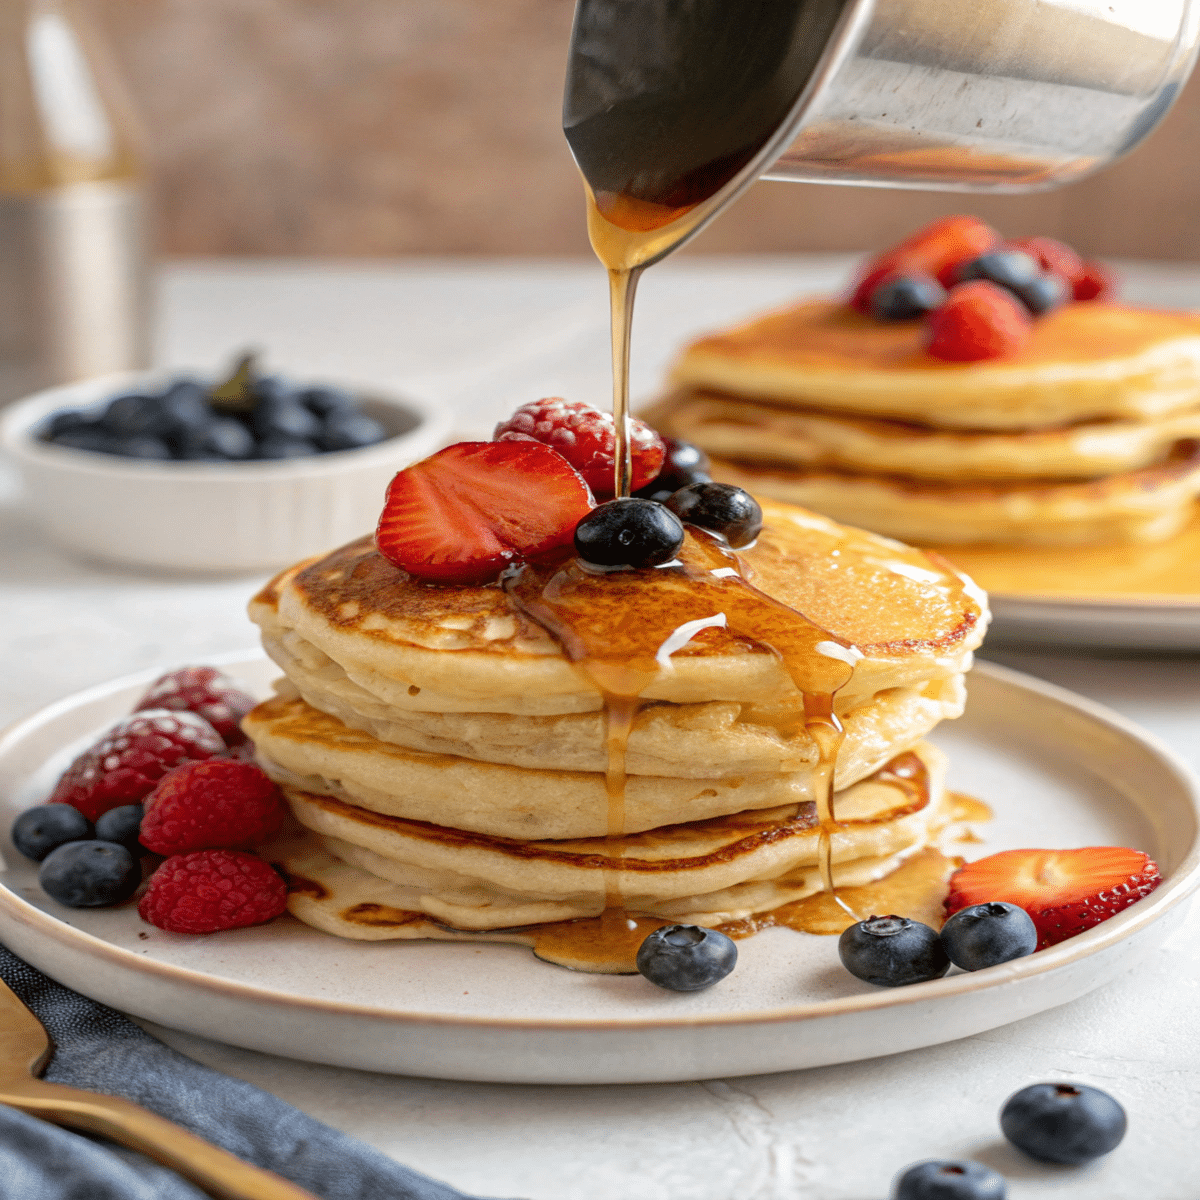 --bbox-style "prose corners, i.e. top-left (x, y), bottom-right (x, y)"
top-left (48, 709), bottom-right (226, 822)
top-left (926, 281), bottom-right (1033, 362)
top-left (494, 398), bottom-right (664, 498)
top-left (133, 666), bottom-right (256, 747)
top-left (138, 849), bottom-right (287, 934)
top-left (1073, 260), bottom-right (1116, 302)
top-left (1011, 236), bottom-right (1086, 288)
top-left (140, 759), bottom-right (286, 856)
